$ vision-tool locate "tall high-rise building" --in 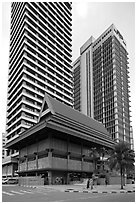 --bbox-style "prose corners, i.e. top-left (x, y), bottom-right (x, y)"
top-left (2, 133), bottom-right (7, 160)
top-left (73, 24), bottom-right (132, 144)
top-left (6, 2), bottom-right (73, 147)
top-left (73, 36), bottom-right (94, 117)
top-left (3, 2), bottom-right (73, 177)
